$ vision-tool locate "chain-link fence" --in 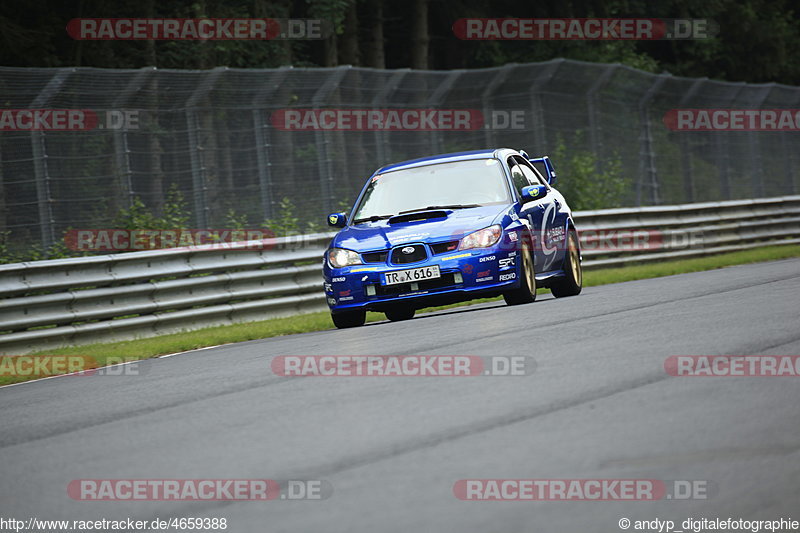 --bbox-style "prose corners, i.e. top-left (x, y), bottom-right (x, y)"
top-left (1, 58), bottom-right (799, 250)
